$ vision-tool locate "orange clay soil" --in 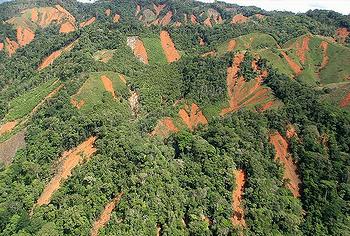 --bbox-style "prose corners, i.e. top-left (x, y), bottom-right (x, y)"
top-left (160, 31), bottom-right (181, 63)
top-left (127, 37), bottom-right (149, 64)
top-left (340, 91), bottom-right (350, 108)
top-left (190, 14), bottom-right (198, 24)
top-left (319, 41), bottom-right (329, 70)
top-left (280, 51), bottom-right (302, 76)
top-left (35, 137), bottom-right (97, 207)
top-left (270, 132), bottom-right (301, 198)
top-left (151, 117), bottom-right (179, 137)
top-left (90, 192), bottom-right (124, 236)
top-left (80, 17), bottom-right (96, 28)
top-left (160, 11), bottom-right (173, 26)
top-left (258, 100), bottom-right (275, 112)
top-left (296, 35), bottom-right (310, 64)
top-left (154, 4), bottom-right (166, 16)
top-left (221, 53), bottom-right (271, 115)
top-left (71, 98), bottom-right (85, 109)
top-left (336, 27), bottom-right (350, 44)
top-left (105, 9), bottom-right (111, 16)
top-left (113, 14), bottom-right (121, 23)
top-left (100, 75), bottom-right (116, 99)
top-left (199, 37), bottom-right (205, 46)
top-left (231, 14), bottom-right (248, 24)
top-left (0, 42), bottom-right (3, 51)
top-left (0, 121), bottom-right (18, 136)
top-left (5, 37), bottom-right (19, 57)
top-left (135, 5), bottom-right (141, 16)
top-left (227, 39), bottom-right (236, 52)
top-left (178, 103), bottom-right (208, 131)
top-left (204, 17), bottom-right (212, 27)
top-left (16, 27), bottom-right (35, 46)
top-left (286, 124), bottom-right (297, 139)
top-left (38, 40), bottom-right (76, 70)
top-left (231, 169), bottom-right (246, 228)
top-left (59, 21), bottom-right (75, 33)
